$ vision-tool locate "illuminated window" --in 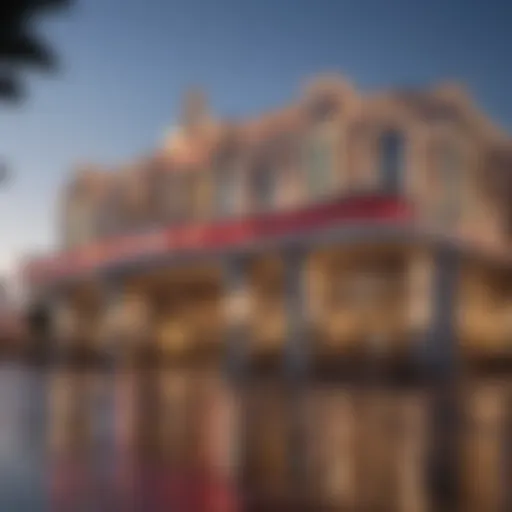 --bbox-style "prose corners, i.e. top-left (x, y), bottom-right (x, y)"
top-left (379, 130), bottom-right (405, 193)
